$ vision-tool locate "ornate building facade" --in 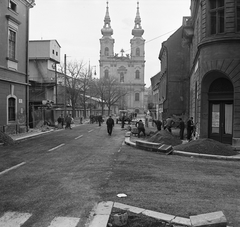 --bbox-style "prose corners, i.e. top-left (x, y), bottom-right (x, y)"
top-left (99, 2), bottom-right (145, 114)
top-left (182, 0), bottom-right (240, 146)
